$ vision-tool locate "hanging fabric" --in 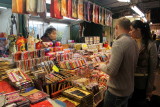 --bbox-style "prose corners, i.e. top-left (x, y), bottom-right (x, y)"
top-left (105, 9), bottom-right (108, 26)
top-left (88, 2), bottom-right (93, 22)
top-left (83, 1), bottom-right (88, 21)
top-left (106, 11), bottom-right (110, 26)
top-left (67, 0), bottom-right (72, 18)
top-left (95, 5), bottom-right (99, 24)
top-left (72, 0), bottom-right (78, 18)
top-left (61, 0), bottom-right (67, 17)
top-left (77, 0), bottom-right (83, 20)
top-left (102, 8), bottom-right (105, 25)
top-left (50, 0), bottom-right (63, 19)
top-left (92, 4), bottom-right (96, 23)
top-left (26, 0), bottom-right (38, 16)
top-left (37, 0), bottom-right (47, 18)
top-left (99, 7), bottom-right (102, 25)
top-left (109, 13), bottom-right (113, 27)
top-left (12, 0), bottom-right (27, 14)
